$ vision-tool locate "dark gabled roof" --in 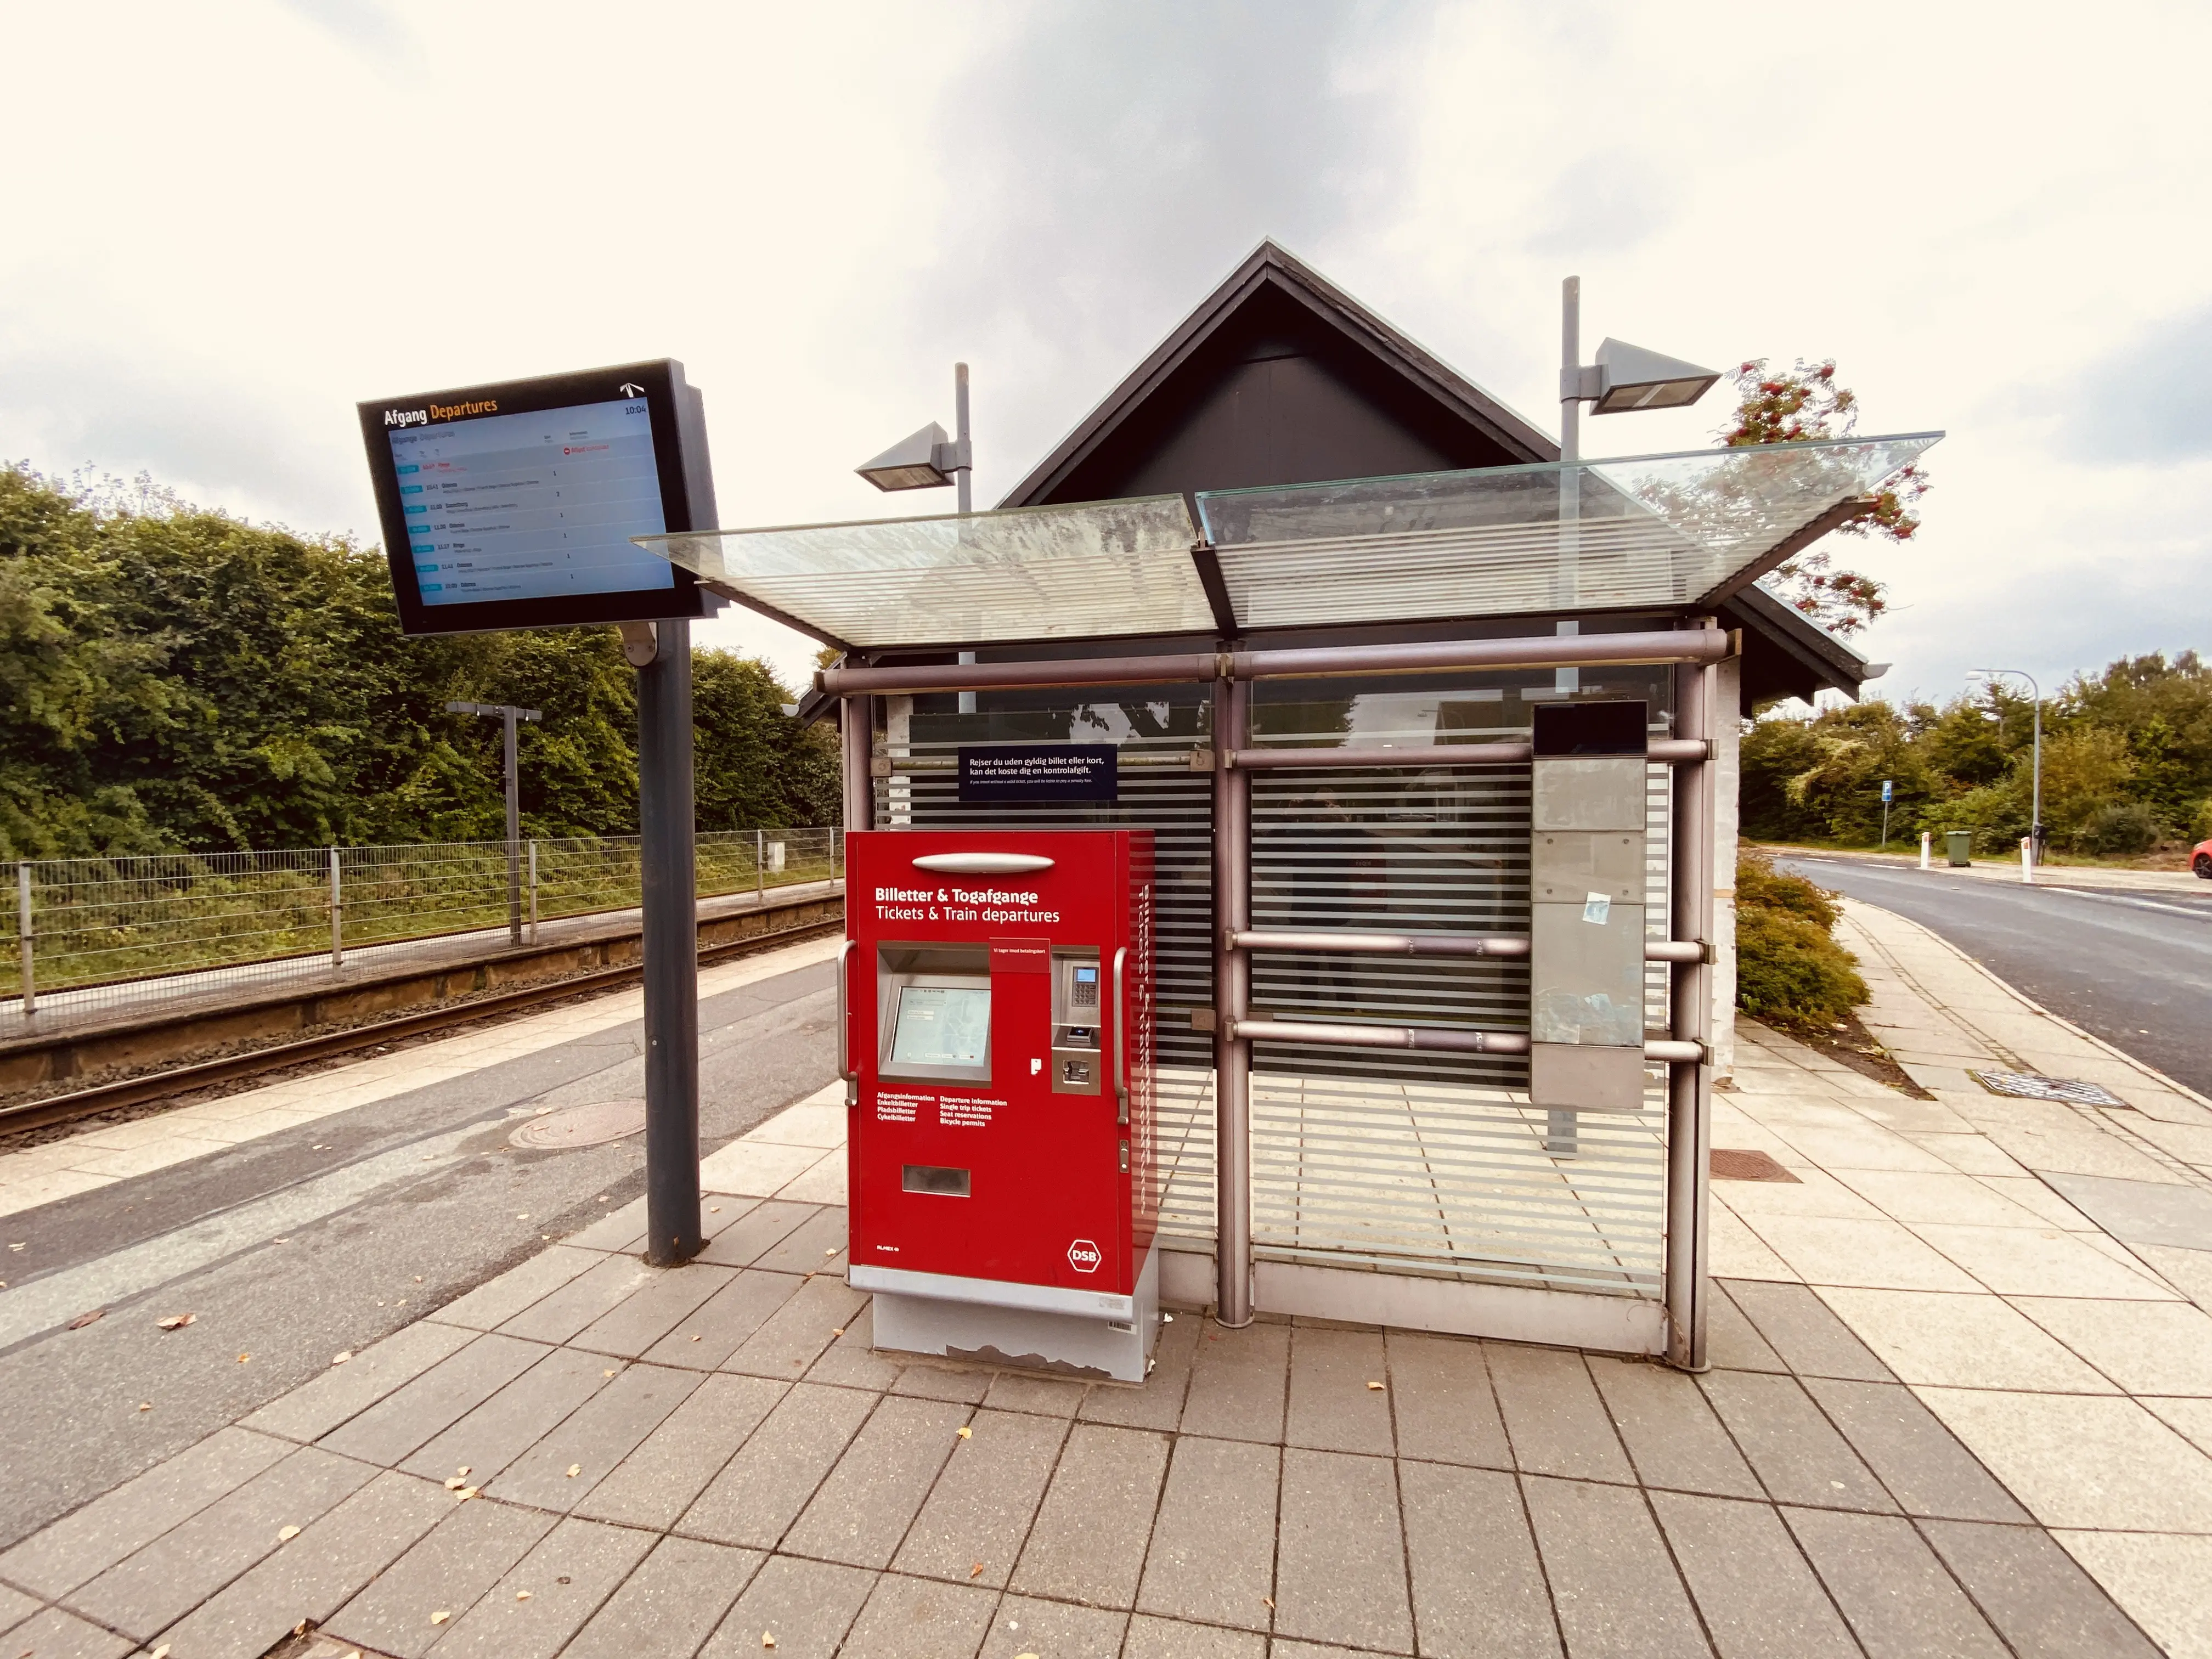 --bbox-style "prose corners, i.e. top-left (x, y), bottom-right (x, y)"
top-left (1718, 582), bottom-right (1878, 707)
top-left (1000, 241), bottom-right (1557, 507)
